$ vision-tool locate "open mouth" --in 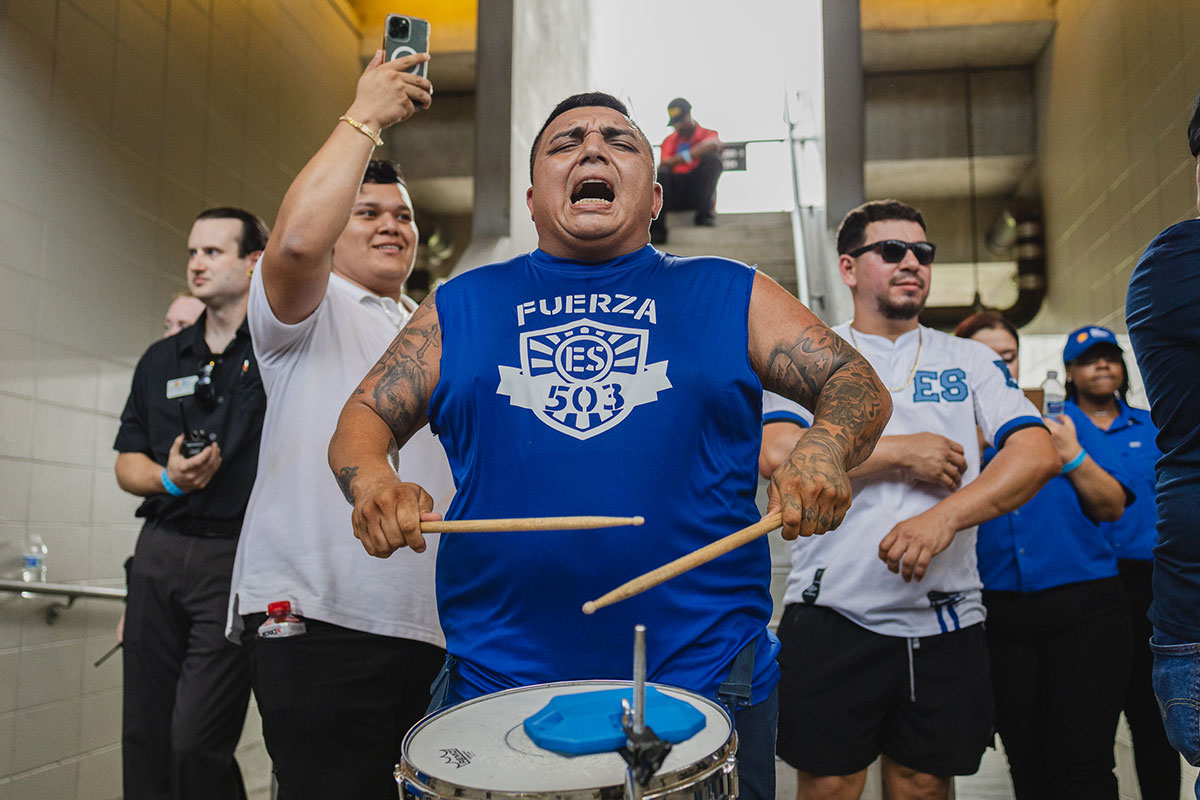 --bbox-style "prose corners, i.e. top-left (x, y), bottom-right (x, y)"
top-left (570, 179), bottom-right (615, 205)
top-left (373, 243), bottom-right (404, 254)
